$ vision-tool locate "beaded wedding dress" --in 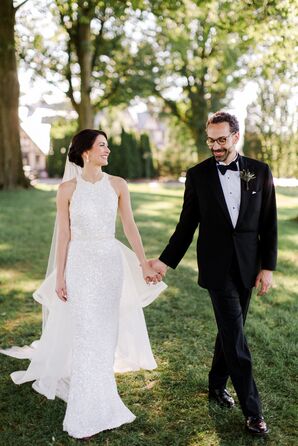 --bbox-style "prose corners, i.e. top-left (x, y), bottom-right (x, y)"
top-left (0, 172), bottom-right (166, 439)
